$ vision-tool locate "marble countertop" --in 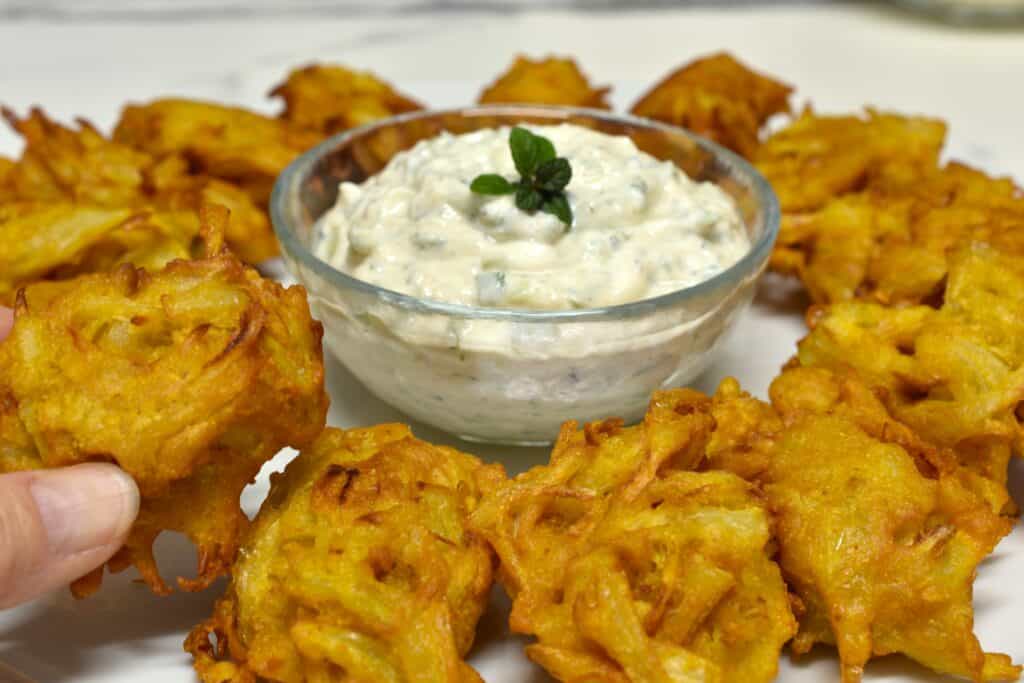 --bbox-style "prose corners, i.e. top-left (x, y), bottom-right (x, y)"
top-left (0, 2), bottom-right (1022, 182)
